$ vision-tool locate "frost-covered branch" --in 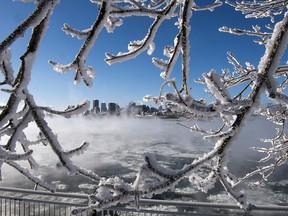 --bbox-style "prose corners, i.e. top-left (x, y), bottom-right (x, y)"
top-left (0, 0), bottom-right (100, 192)
top-left (0, 48), bottom-right (14, 86)
top-left (105, 0), bottom-right (179, 65)
top-left (71, 147), bottom-right (229, 214)
top-left (0, 0), bottom-right (56, 53)
top-left (219, 25), bottom-right (272, 45)
top-left (39, 100), bottom-right (90, 118)
top-left (49, 0), bottom-right (111, 86)
top-left (152, 0), bottom-right (222, 93)
top-left (137, 9), bottom-right (288, 213)
top-left (240, 104), bottom-right (288, 185)
top-left (0, 147), bottom-right (32, 161)
top-left (177, 121), bottom-right (226, 137)
top-left (195, 51), bottom-right (288, 101)
top-left (191, 0), bottom-right (222, 11)
top-left (226, 0), bottom-right (288, 22)
top-left (6, 160), bottom-right (56, 192)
